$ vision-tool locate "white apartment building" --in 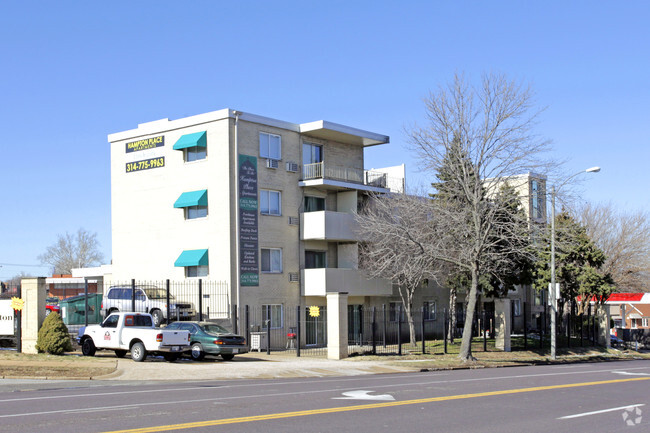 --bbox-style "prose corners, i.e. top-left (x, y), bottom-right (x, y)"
top-left (108, 109), bottom-right (404, 328)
